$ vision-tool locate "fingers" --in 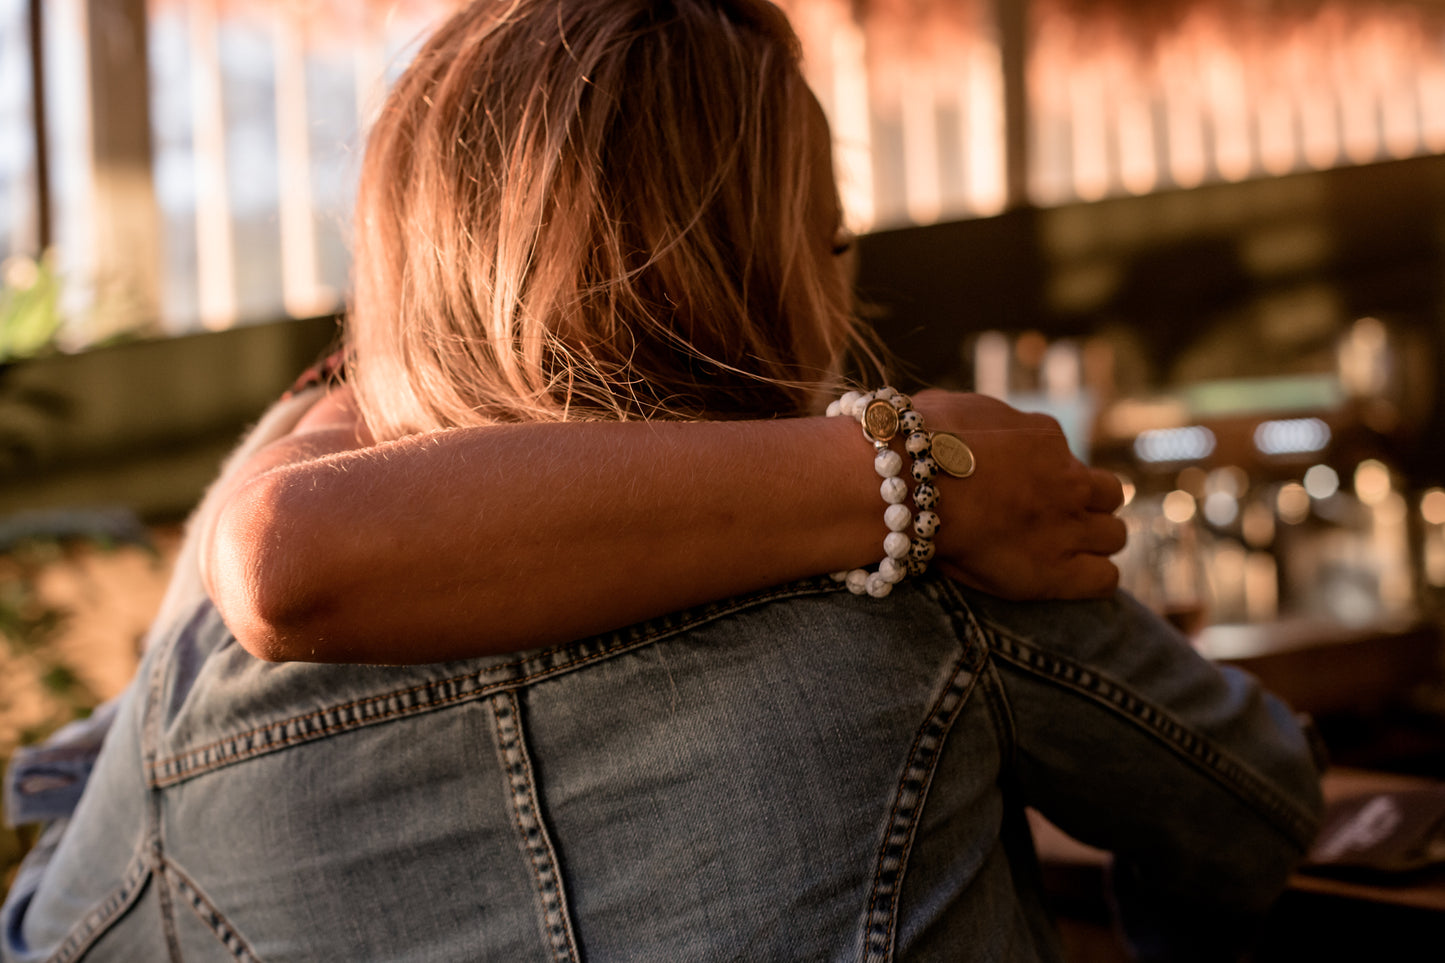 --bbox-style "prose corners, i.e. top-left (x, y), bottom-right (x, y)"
top-left (1086, 467), bottom-right (1125, 513)
top-left (938, 550), bottom-right (1120, 601)
top-left (1080, 511), bottom-right (1129, 557)
top-left (1052, 554), bottom-right (1121, 600)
